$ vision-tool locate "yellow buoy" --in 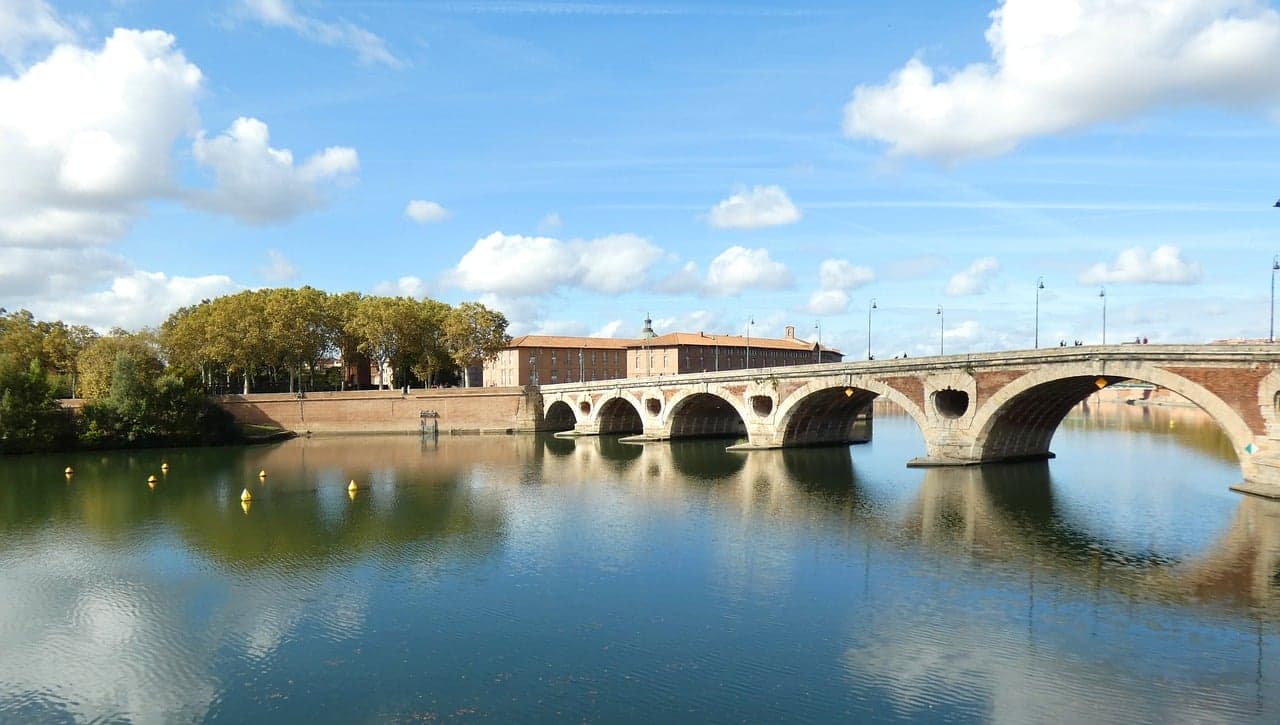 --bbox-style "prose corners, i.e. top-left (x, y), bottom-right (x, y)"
top-left (240, 488), bottom-right (253, 502)
top-left (148, 479), bottom-right (156, 490)
top-left (348, 479), bottom-right (359, 492)
top-left (348, 488), bottom-right (357, 501)
top-left (241, 500), bottom-right (252, 515)
top-left (64, 466), bottom-right (74, 475)
top-left (161, 462), bottom-right (169, 472)
top-left (147, 474), bottom-right (158, 483)
top-left (258, 469), bottom-right (267, 479)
